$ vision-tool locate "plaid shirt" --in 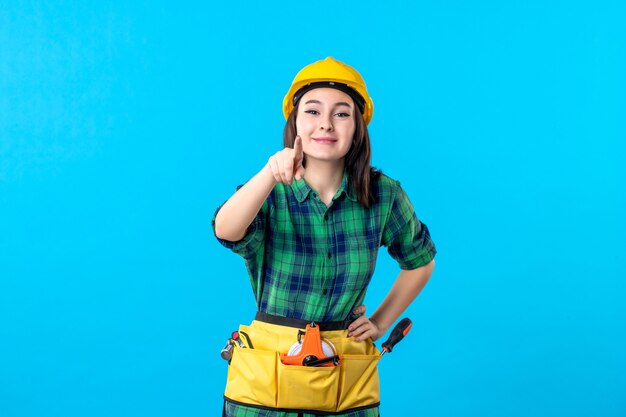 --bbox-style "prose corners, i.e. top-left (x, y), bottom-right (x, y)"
top-left (213, 173), bottom-right (436, 417)
top-left (214, 172), bottom-right (436, 322)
